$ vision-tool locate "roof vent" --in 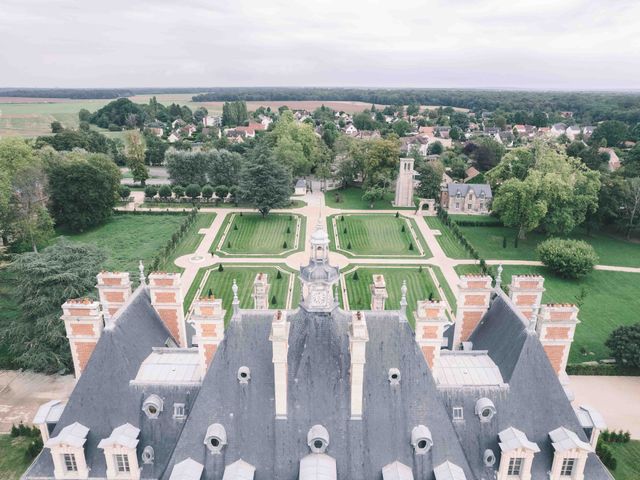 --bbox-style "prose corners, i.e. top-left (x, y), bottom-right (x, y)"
top-left (475, 397), bottom-right (496, 422)
top-left (483, 448), bottom-right (496, 467)
top-left (142, 446), bottom-right (154, 464)
top-left (142, 394), bottom-right (163, 419)
top-left (237, 366), bottom-right (250, 384)
top-left (388, 368), bottom-right (401, 385)
top-left (411, 425), bottom-right (433, 454)
top-left (204, 423), bottom-right (227, 454)
top-left (307, 424), bottom-right (330, 453)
